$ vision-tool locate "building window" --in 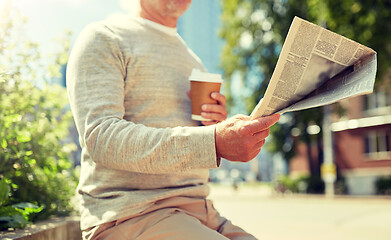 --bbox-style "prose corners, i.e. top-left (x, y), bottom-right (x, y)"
top-left (363, 91), bottom-right (390, 116)
top-left (364, 131), bottom-right (391, 159)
